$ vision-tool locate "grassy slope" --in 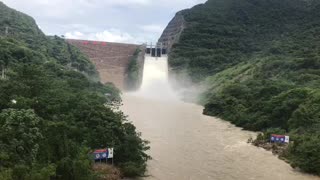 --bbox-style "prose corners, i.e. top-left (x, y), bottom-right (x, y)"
top-left (170, 0), bottom-right (320, 175)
